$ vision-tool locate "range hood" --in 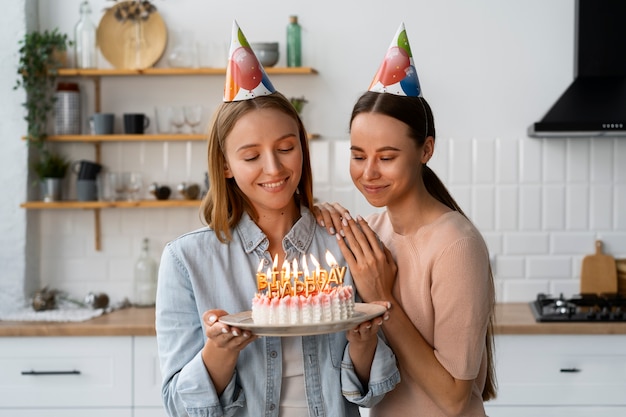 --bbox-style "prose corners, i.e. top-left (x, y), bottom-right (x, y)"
top-left (528, 0), bottom-right (626, 137)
